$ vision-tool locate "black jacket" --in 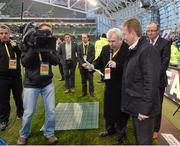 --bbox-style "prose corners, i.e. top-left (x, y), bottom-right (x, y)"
top-left (77, 42), bottom-right (95, 68)
top-left (21, 46), bottom-right (59, 88)
top-left (57, 41), bottom-right (78, 65)
top-left (0, 41), bottom-right (21, 79)
top-left (121, 37), bottom-right (161, 117)
top-left (153, 36), bottom-right (171, 87)
top-left (93, 42), bottom-right (129, 84)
